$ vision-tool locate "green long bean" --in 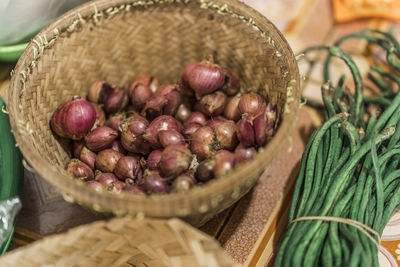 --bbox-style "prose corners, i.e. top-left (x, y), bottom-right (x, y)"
top-left (274, 28), bottom-right (400, 267)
